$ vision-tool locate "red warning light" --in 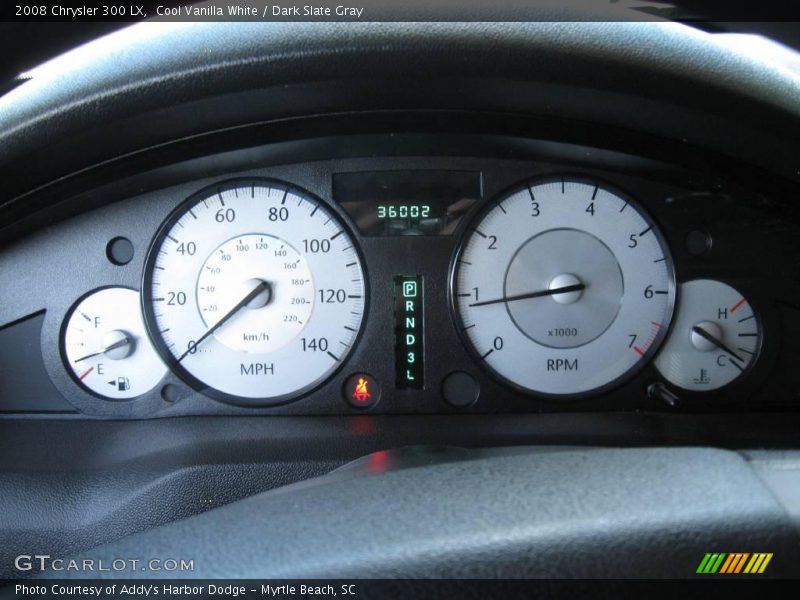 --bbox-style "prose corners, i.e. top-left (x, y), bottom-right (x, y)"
top-left (343, 373), bottom-right (380, 409)
top-left (353, 377), bottom-right (371, 402)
